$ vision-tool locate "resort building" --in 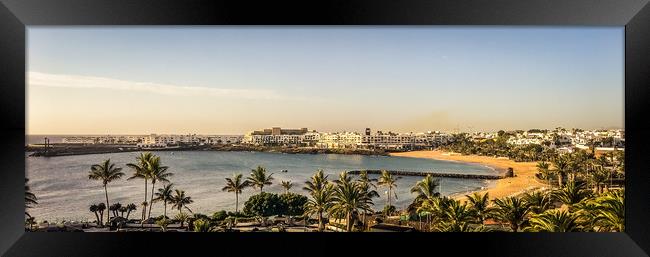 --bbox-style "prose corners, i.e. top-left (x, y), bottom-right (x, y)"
top-left (243, 127), bottom-right (312, 146)
top-left (317, 132), bottom-right (362, 149)
top-left (62, 136), bottom-right (99, 144)
top-left (207, 135), bottom-right (244, 145)
top-left (137, 134), bottom-right (203, 147)
top-left (62, 135), bottom-right (144, 145)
